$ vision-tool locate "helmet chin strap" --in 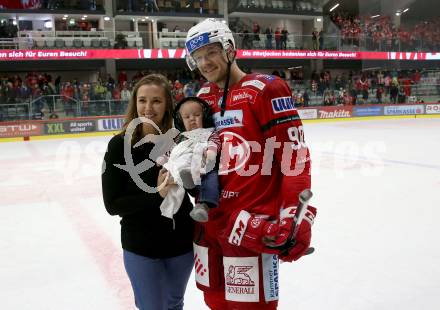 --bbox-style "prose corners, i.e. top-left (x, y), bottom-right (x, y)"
top-left (220, 48), bottom-right (234, 117)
